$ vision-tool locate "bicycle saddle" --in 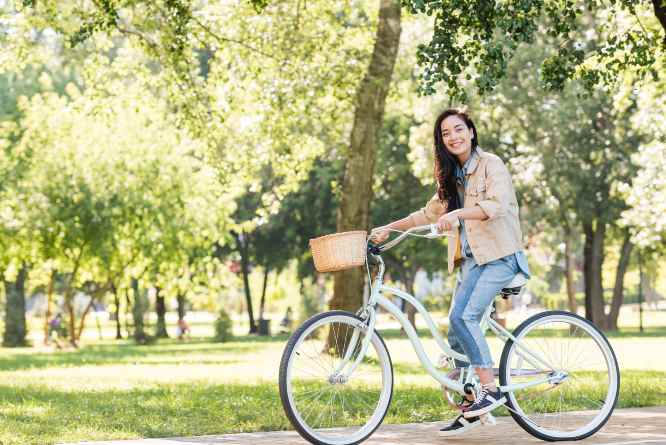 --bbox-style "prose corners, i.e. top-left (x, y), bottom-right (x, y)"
top-left (500, 272), bottom-right (528, 299)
